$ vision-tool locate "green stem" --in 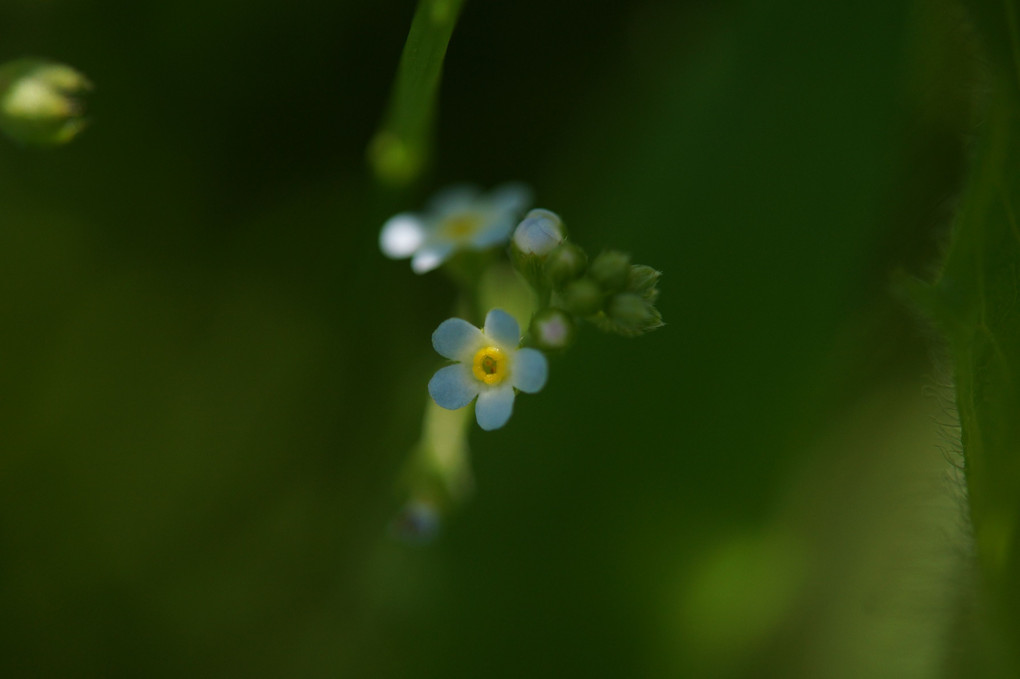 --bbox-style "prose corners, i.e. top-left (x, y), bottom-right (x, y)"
top-left (368, 0), bottom-right (467, 186)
